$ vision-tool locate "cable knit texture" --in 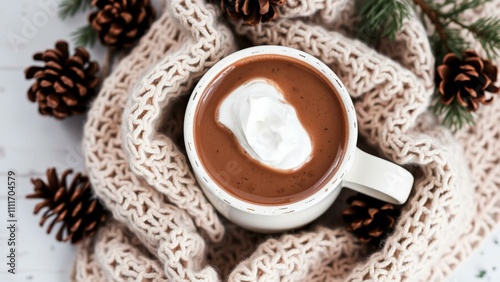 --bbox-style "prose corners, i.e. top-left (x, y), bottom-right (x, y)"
top-left (72, 0), bottom-right (500, 281)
